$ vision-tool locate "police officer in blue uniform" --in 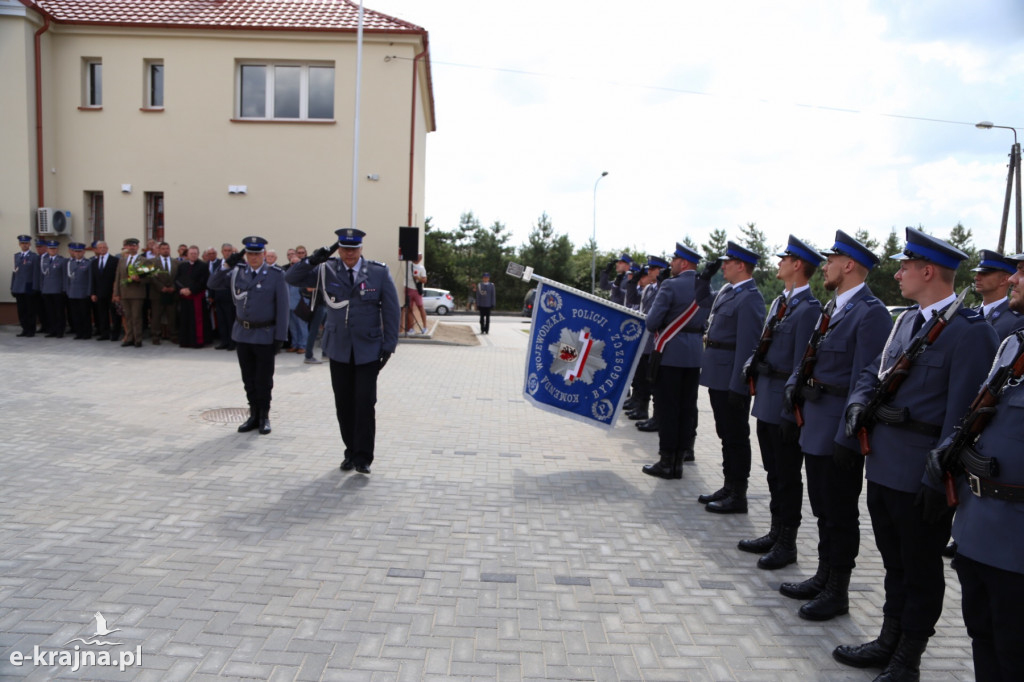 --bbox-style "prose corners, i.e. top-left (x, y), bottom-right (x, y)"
top-left (39, 240), bottom-right (66, 338)
top-left (623, 263), bottom-right (642, 309)
top-left (599, 253), bottom-right (632, 306)
top-left (834, 229), bottom-right (998, 680)
top-left (11, 234), bottom-right (39, 337)
top-left (697, 241), bottom-right (766, 512)
top-left (973, 249), bottom-right (1024, 339)
top-left (625, 257), bottom-right (667, 422)
top-left (937, 255), bottom-right (1024, 679)
top-left (208, 236), bottom-right (289, 435)
top-left (641, 245), bottom-right (709, 478)
top-left (780, 230), bottom-right (892, 621)
top-left (286, 228), bottom-right (400, 474)
top-left (738, 236), bottom-right (822, 569)
top-left (64, 242), bottom-right (94, 339)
